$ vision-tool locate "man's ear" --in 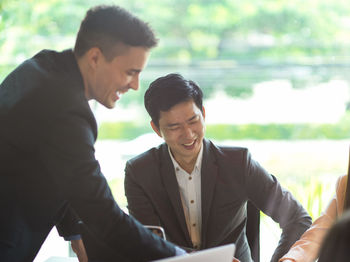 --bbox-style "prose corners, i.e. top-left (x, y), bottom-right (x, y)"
top-left (202, 106), bottom-right (206, 119)
top-left (150, 121), bottom-right (162, 137)
top-left (86, 47), bottom-right (103, 70)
